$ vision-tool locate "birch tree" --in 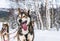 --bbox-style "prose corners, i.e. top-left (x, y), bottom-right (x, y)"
top-left (35, 1), bottom-right (44, 30)
top-left (45, 0), bottom-right (51, 30)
